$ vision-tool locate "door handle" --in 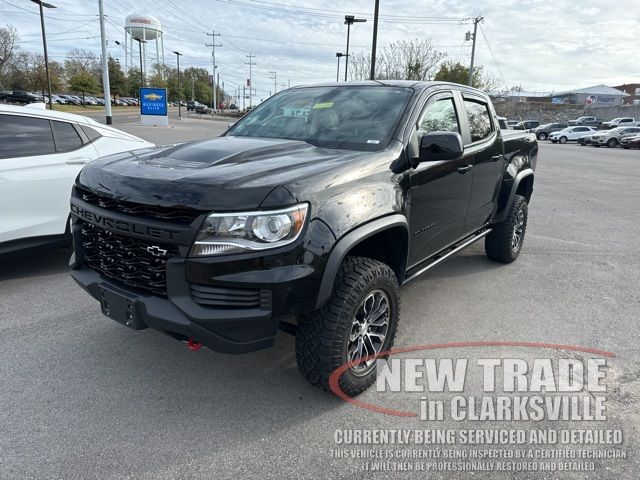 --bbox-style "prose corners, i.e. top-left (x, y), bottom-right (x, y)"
top-left (65, 157), bottom-right (92, 165)
top-left (457, 164), bottom-right (473, 174)
top-left (491, 154), bottom-right (503, 162)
